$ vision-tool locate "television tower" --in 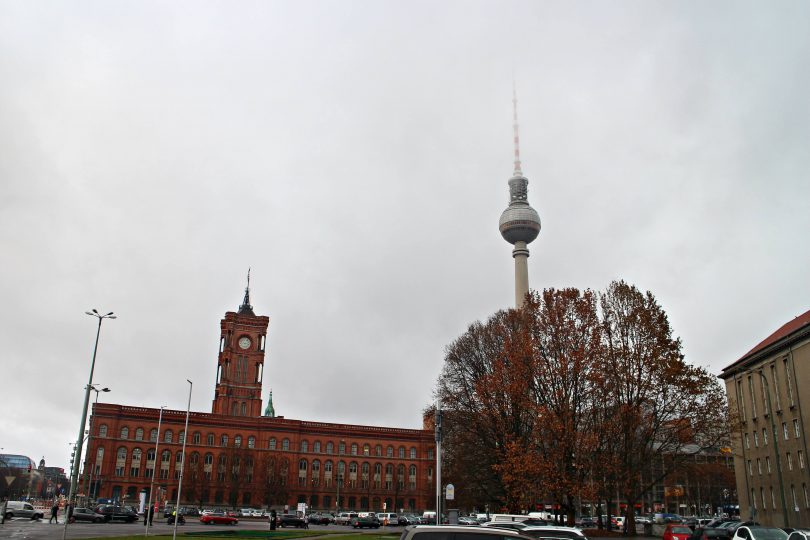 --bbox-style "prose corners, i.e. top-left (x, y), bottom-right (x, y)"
top-left (499, 87), bottom-right (541, 307)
